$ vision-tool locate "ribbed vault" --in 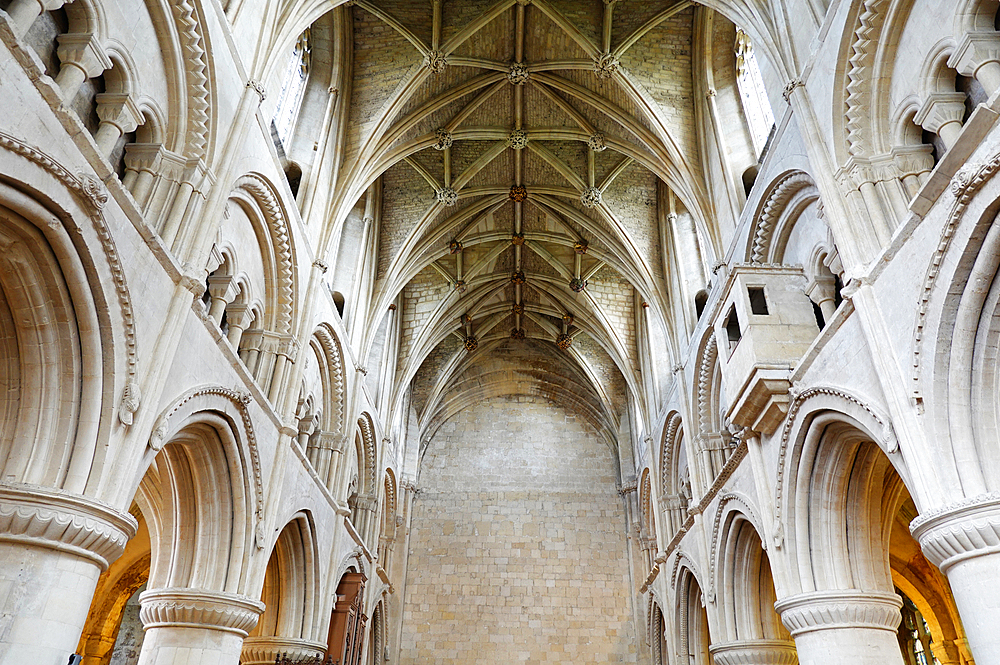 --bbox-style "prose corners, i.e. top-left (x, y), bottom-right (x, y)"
top-left (323, 0), bottom-right (715, 456)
